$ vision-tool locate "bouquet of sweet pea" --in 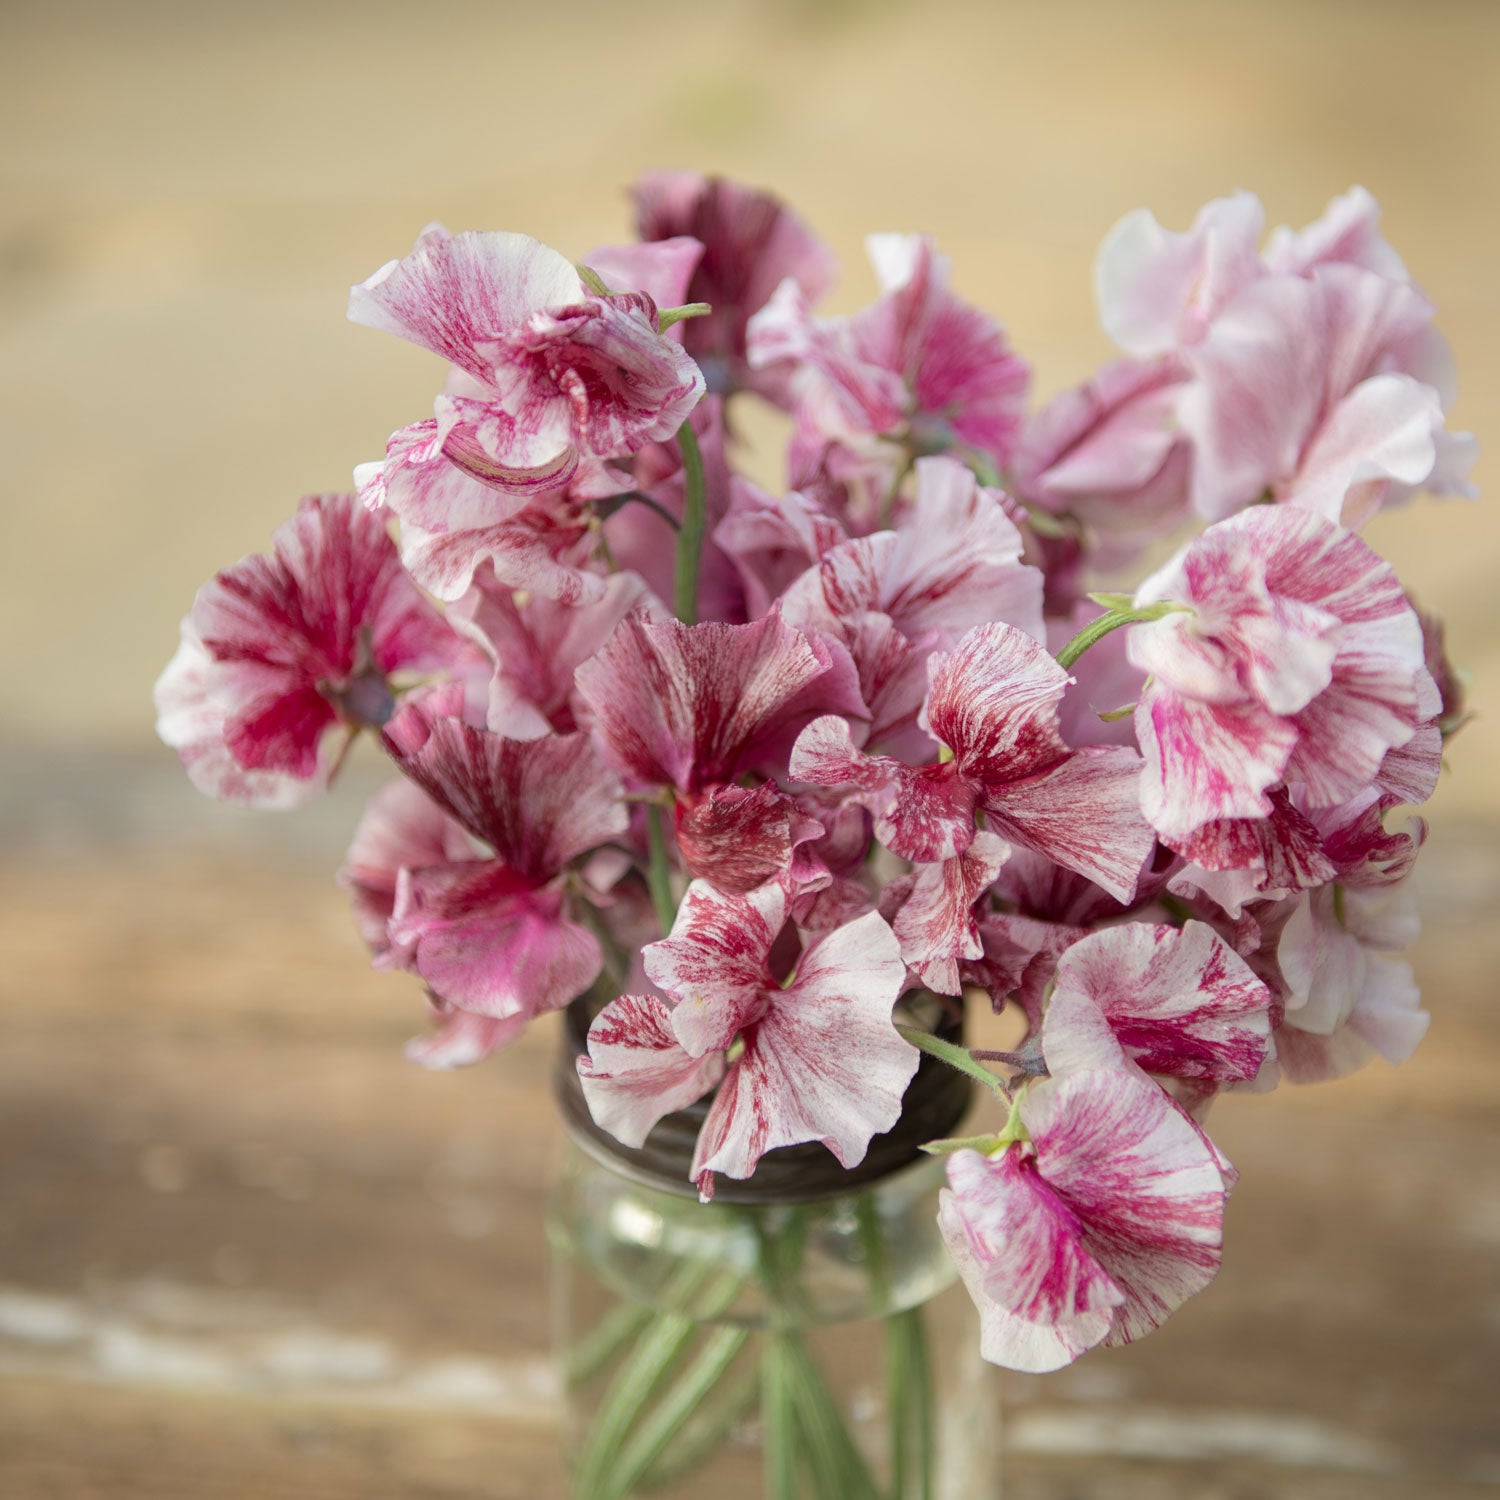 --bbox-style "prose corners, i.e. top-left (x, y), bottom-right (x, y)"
top-left (157, 173), bottom-right (1471, 1379)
